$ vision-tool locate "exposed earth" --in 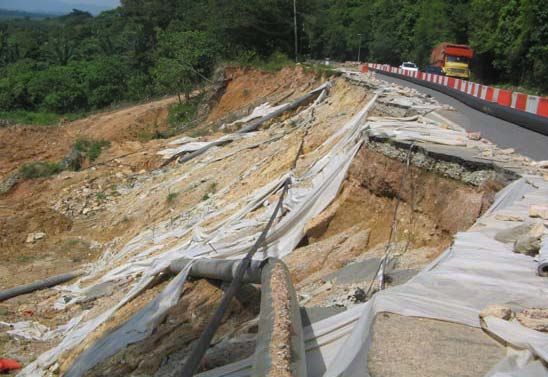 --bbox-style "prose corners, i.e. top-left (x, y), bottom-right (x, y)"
top-left (0, 65), bottom-right (546, 377)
